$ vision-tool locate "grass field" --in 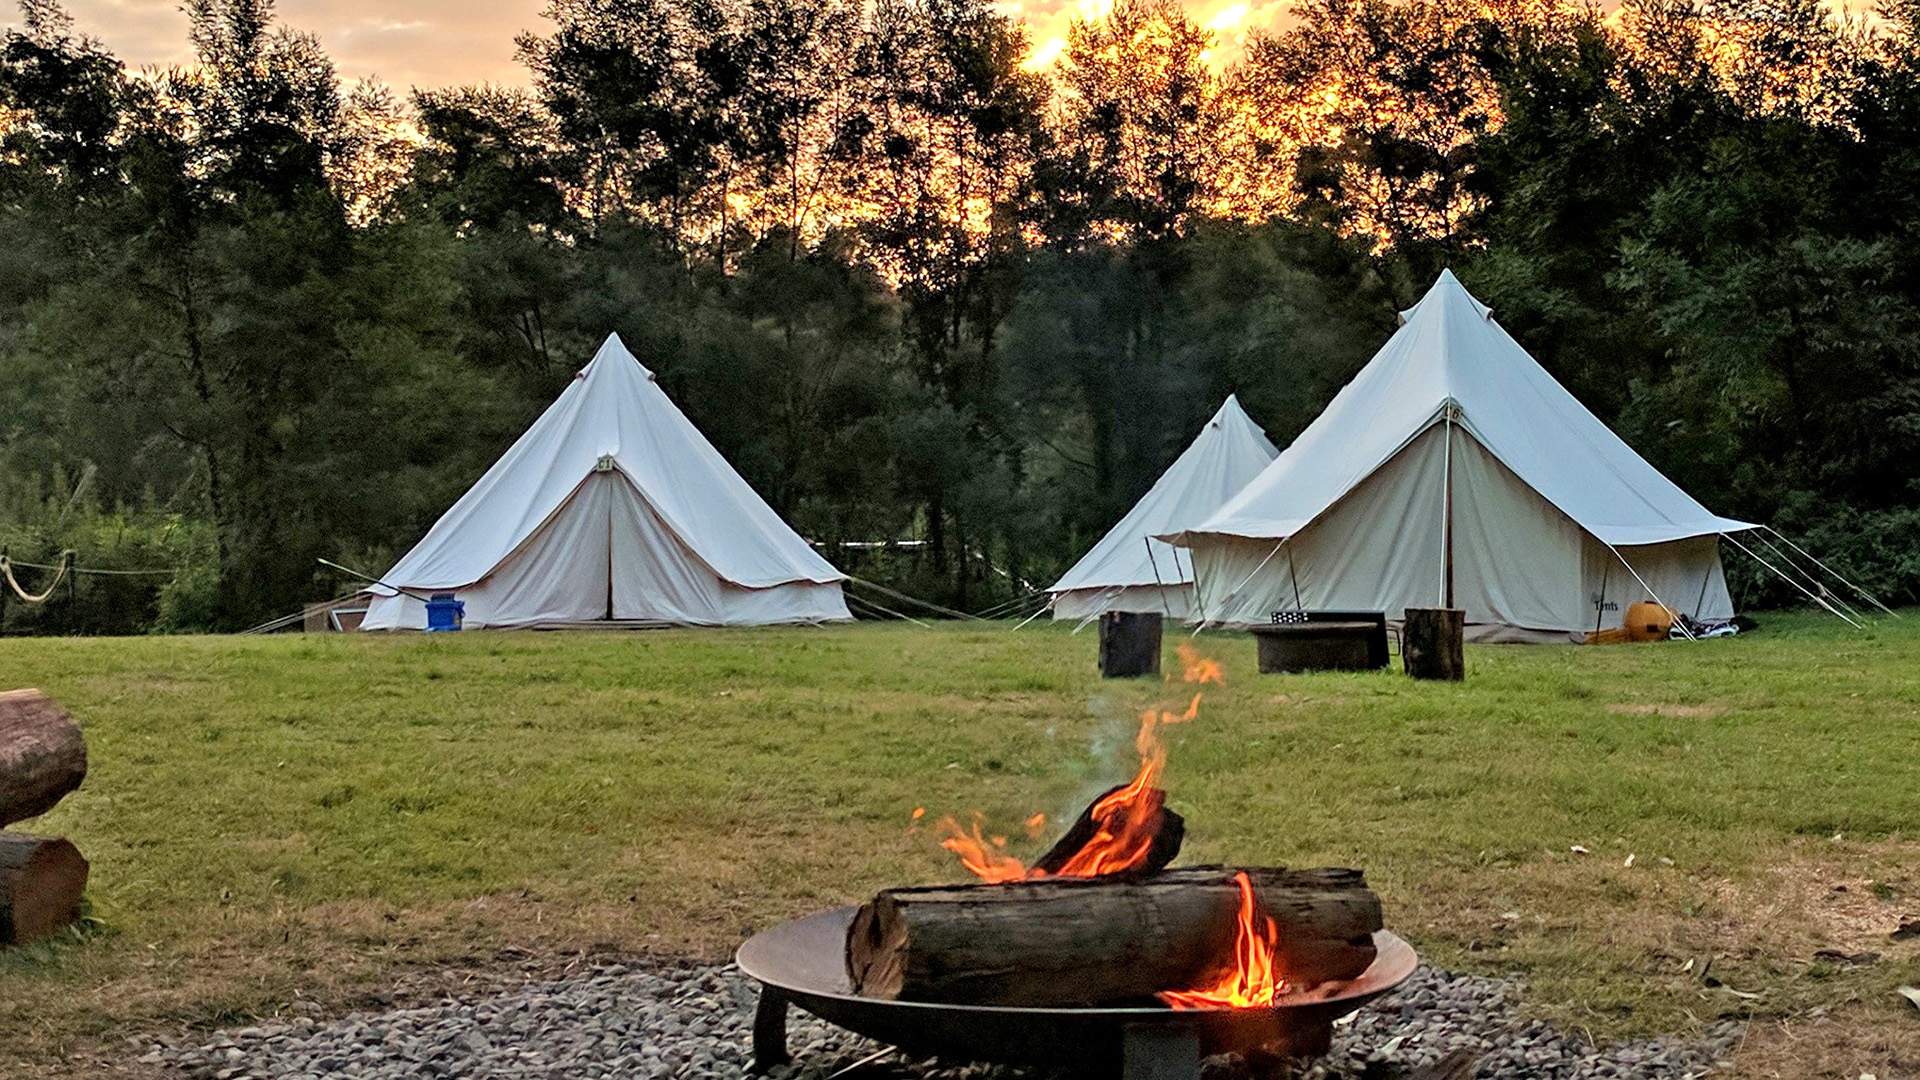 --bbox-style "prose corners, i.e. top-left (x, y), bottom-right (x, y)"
top-left (2, 615), bottom-right (1918, 1077)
